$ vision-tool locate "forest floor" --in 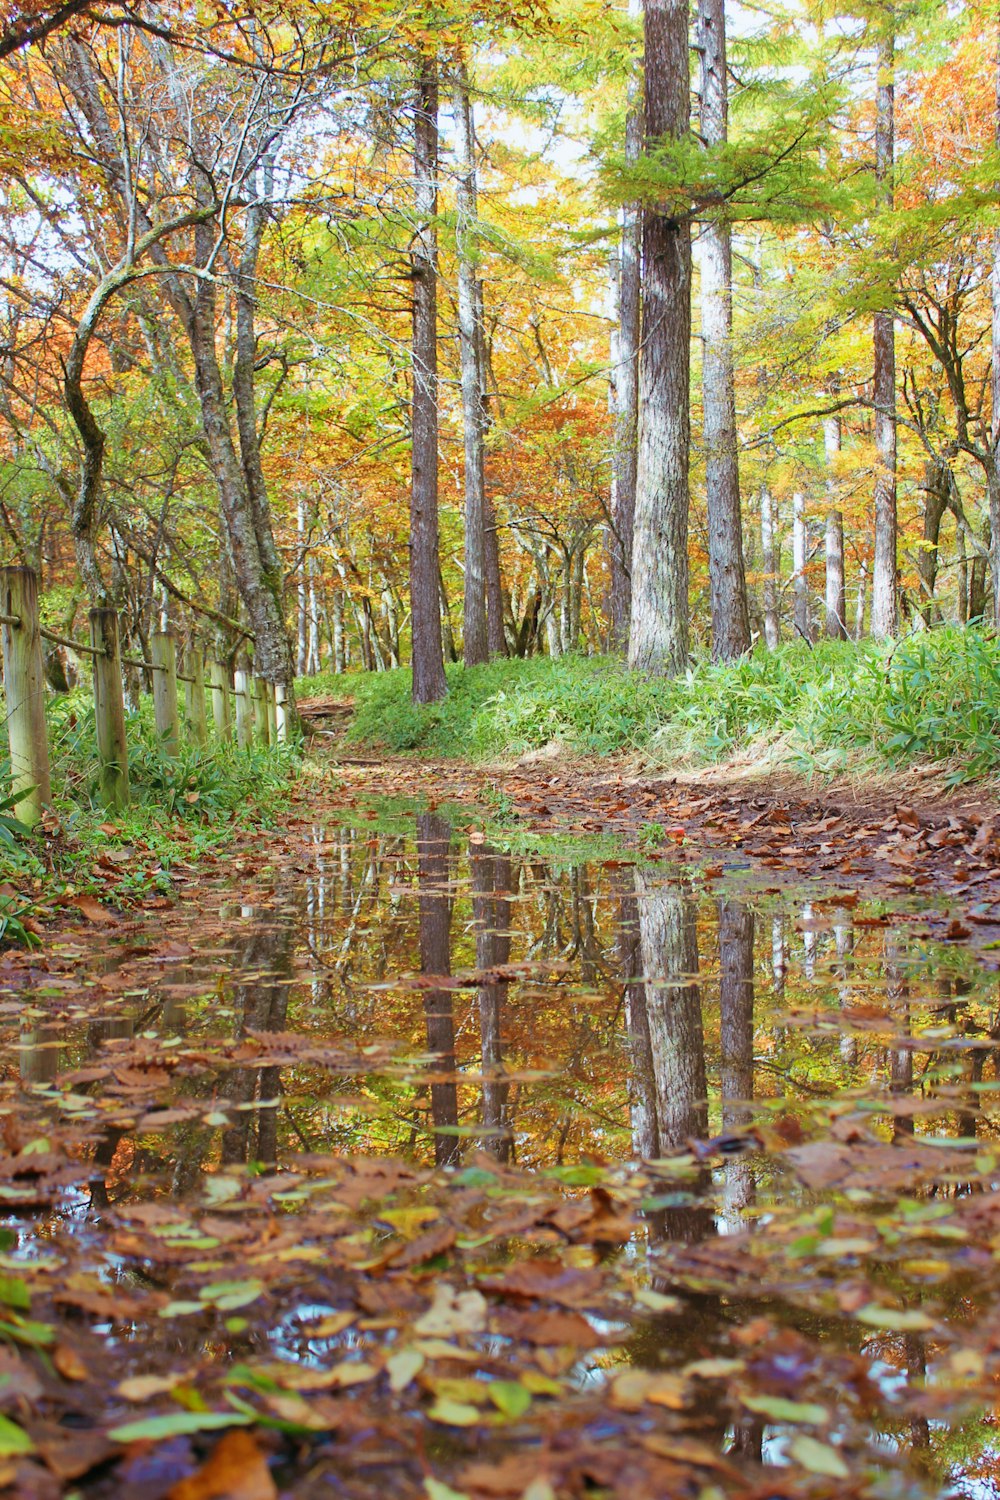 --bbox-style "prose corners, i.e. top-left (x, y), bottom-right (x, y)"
top-left (4, 708), bottom-right (1000, 1498)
